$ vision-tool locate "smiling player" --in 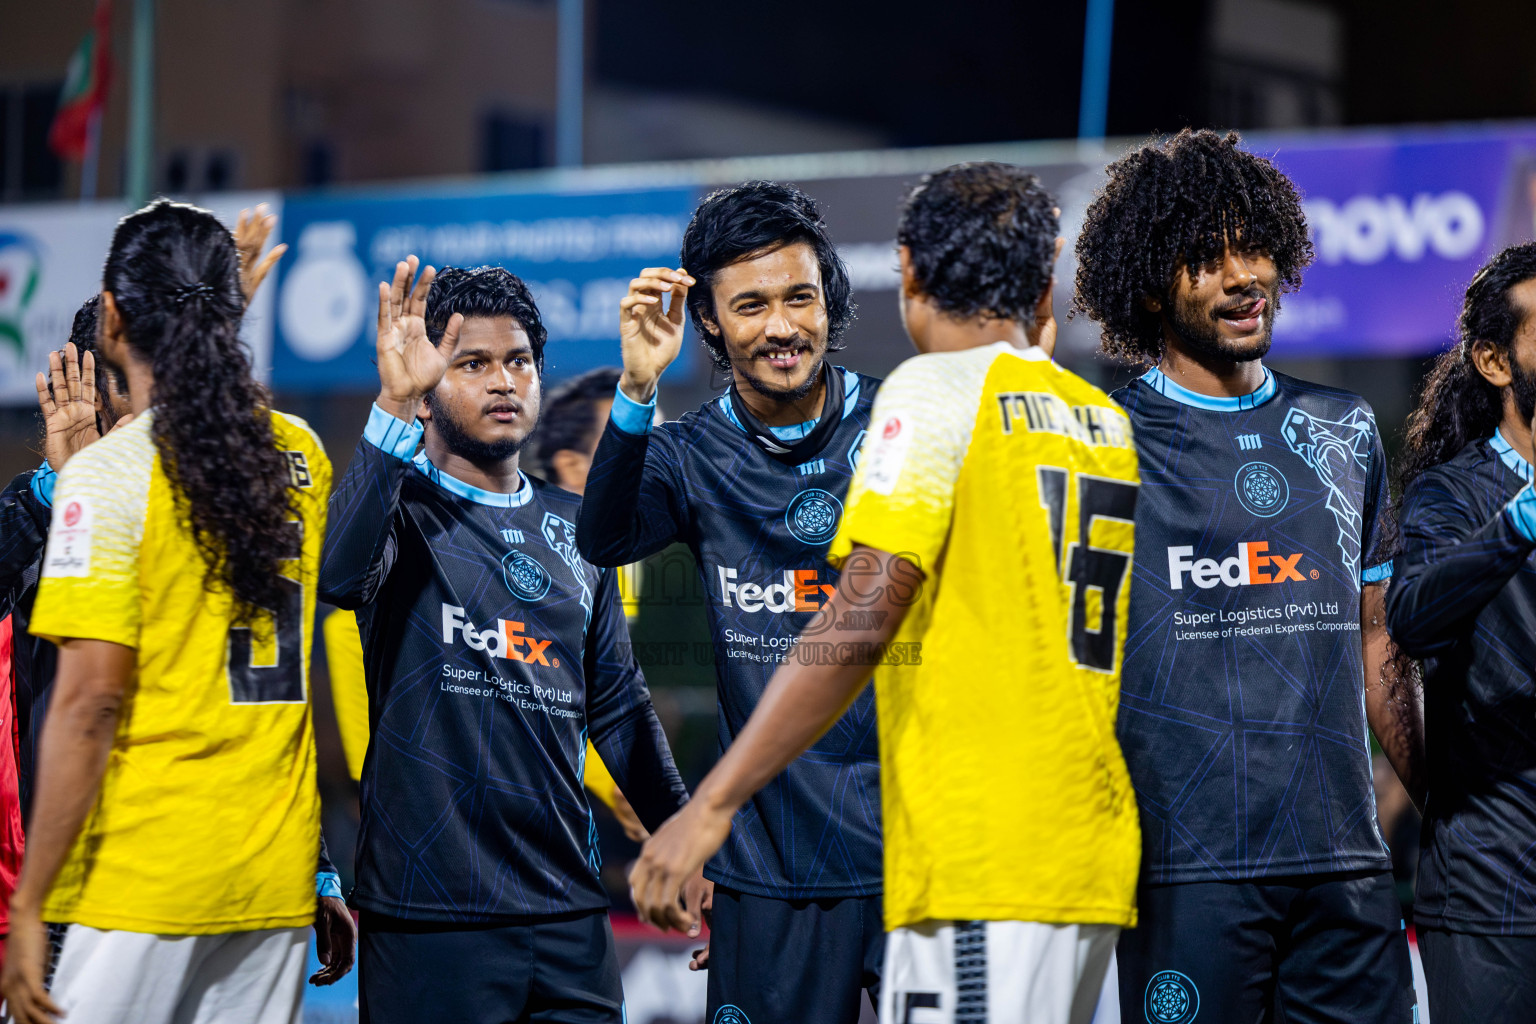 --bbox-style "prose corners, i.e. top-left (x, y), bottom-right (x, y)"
top-left (1073, 129), bottom-right (1423, 1023)
top-left (576, 182), bottom-right (884, 1023)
